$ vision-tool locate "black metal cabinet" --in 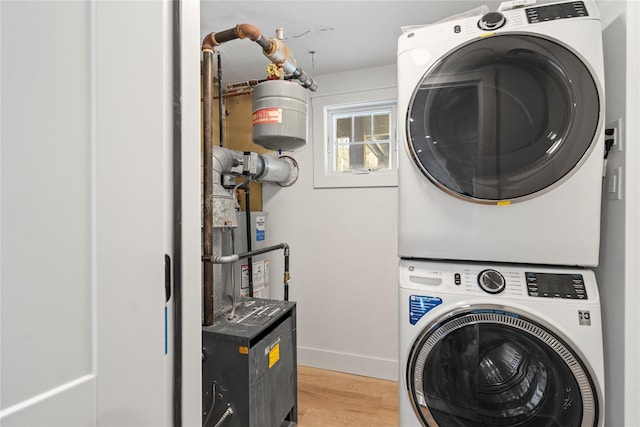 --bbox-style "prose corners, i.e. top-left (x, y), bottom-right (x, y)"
top-left (202, 298), bottom-right (297, 427)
